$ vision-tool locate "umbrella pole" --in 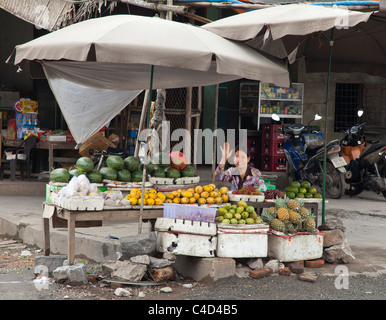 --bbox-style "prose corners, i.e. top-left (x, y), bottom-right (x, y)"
top-left (322, 31), bottom-right (334, 224)
top-left (138, 65), bottom-right (154, 234)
